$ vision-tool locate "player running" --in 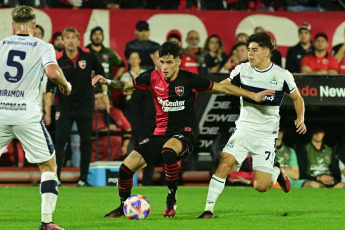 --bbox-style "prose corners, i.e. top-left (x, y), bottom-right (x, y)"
top-left (198, 32), bottom-right (307, 219)
top-left (0, 6), bottom-right (71, 230)
top-left (92, 41), bottom-right (274, 218)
